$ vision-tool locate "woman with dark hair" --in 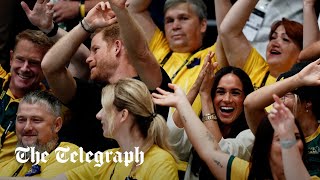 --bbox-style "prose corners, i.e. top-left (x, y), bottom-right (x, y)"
top-left (189, 64), bottom-right (254, 179)
top-left (248, 115), bottom-right (307, 179)
top-left (153, 84), bottom-right (314, 179)
top-left (245, 60), bottom-right (320, 177)
top-left (219, 0), bottom-right (303, 89)
top-left (152, 81), bottom-right (316, 179)
top-left (209, 66), bottom-right (254, 138)
top-left (169, 54), bottom-right (254, 179)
